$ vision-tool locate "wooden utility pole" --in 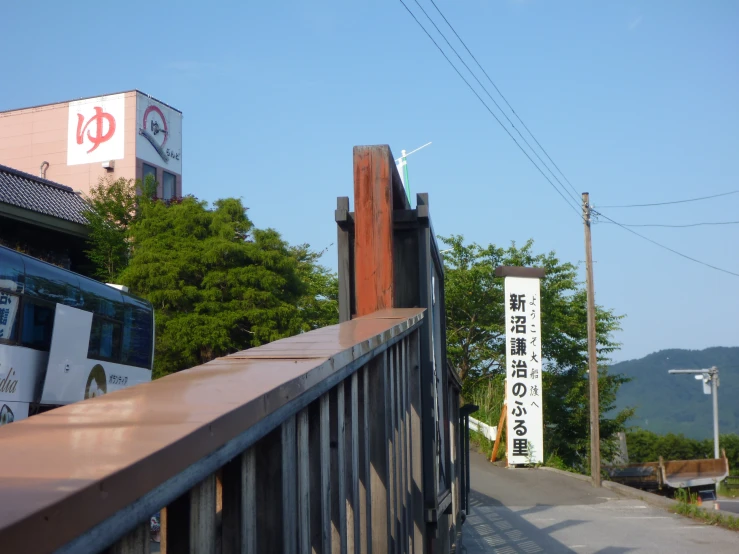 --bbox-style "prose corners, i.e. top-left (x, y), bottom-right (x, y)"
top-left (583, 192), bottom-right (601, 487)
